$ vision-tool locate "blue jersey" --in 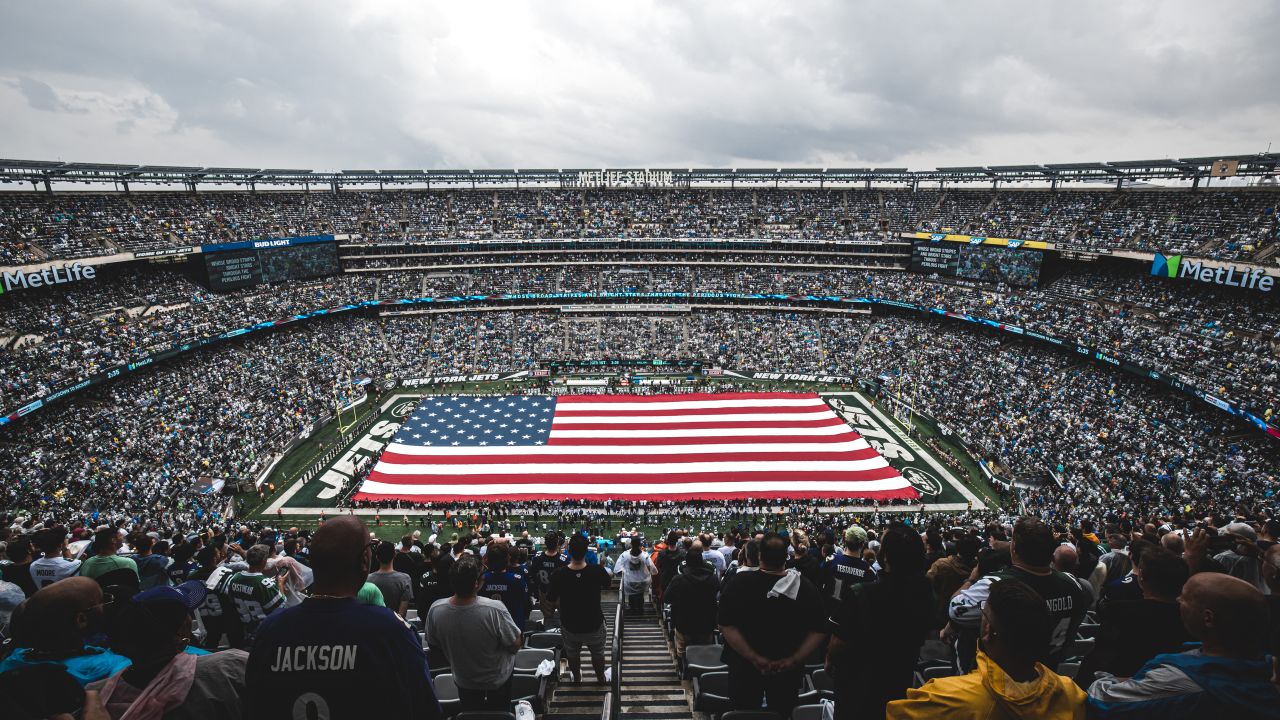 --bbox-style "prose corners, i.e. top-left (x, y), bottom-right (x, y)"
top-left (481, 569), bottom-right (532, 631)
top-left (245, 597), bottom-right (442, 720)
top-left (823, 553), bottom-right (877, 603)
